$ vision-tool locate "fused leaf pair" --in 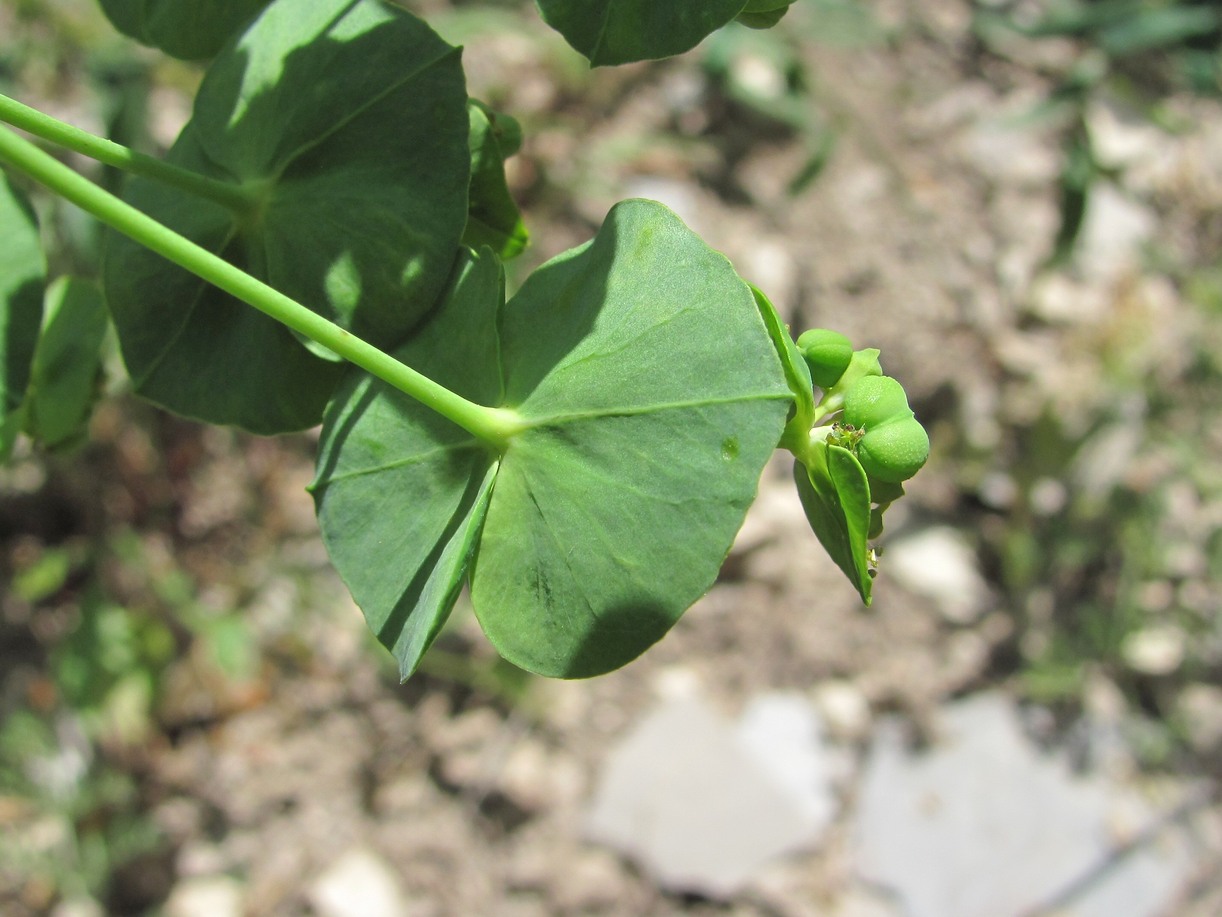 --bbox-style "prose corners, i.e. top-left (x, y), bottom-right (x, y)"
top-left (312, 200), bottom-right (791, 680)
